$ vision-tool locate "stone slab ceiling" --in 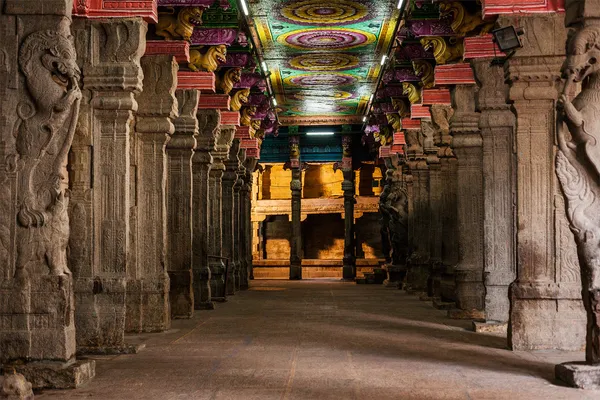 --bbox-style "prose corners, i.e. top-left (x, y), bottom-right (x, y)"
top-left (249, 0), bottom-right (399, 125)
